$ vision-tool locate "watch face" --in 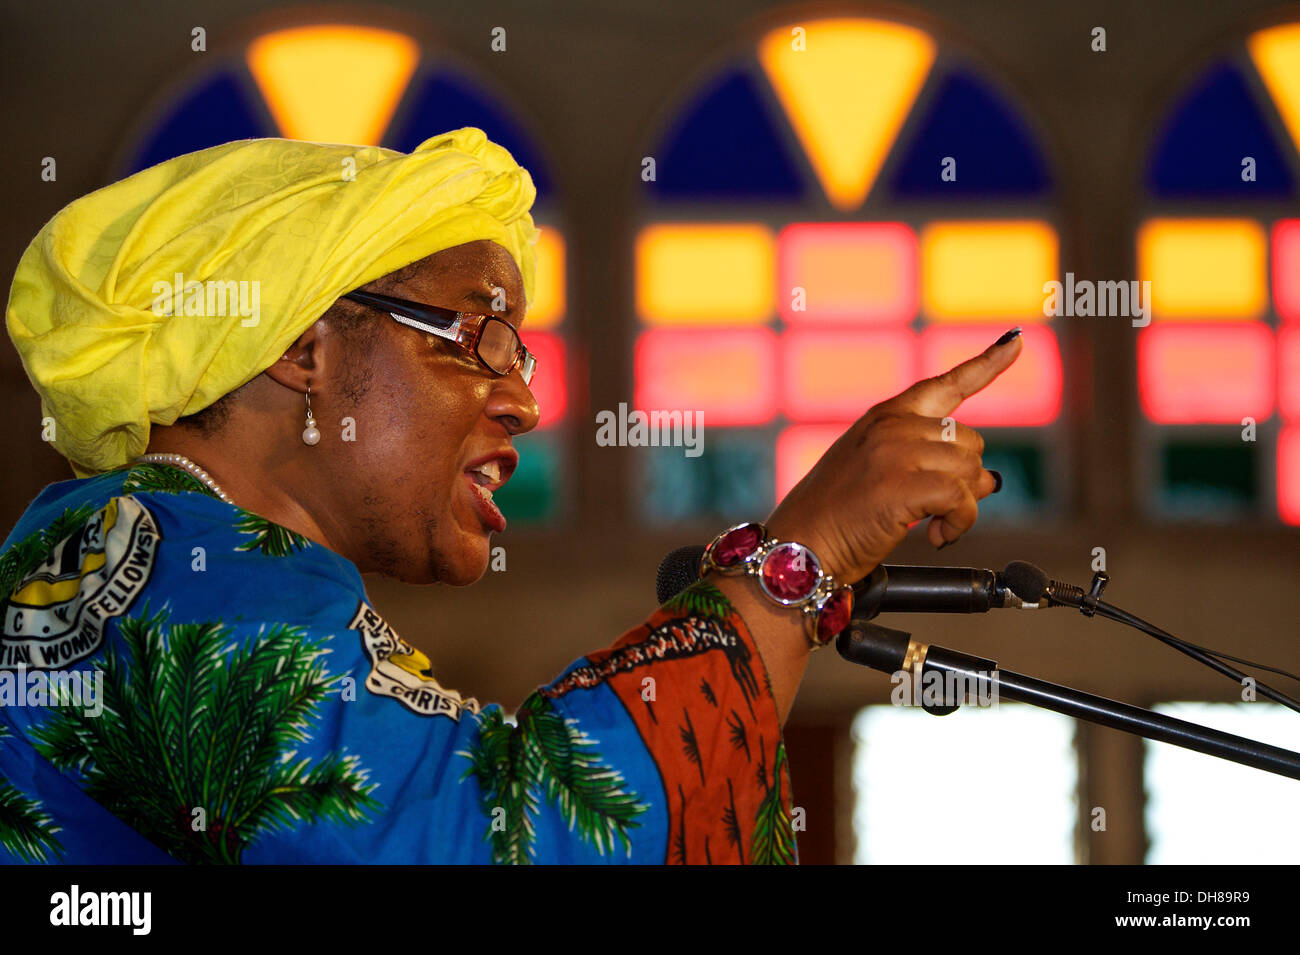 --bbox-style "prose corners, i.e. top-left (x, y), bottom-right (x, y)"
top-left (759, 541), bottom-right (821, 604)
